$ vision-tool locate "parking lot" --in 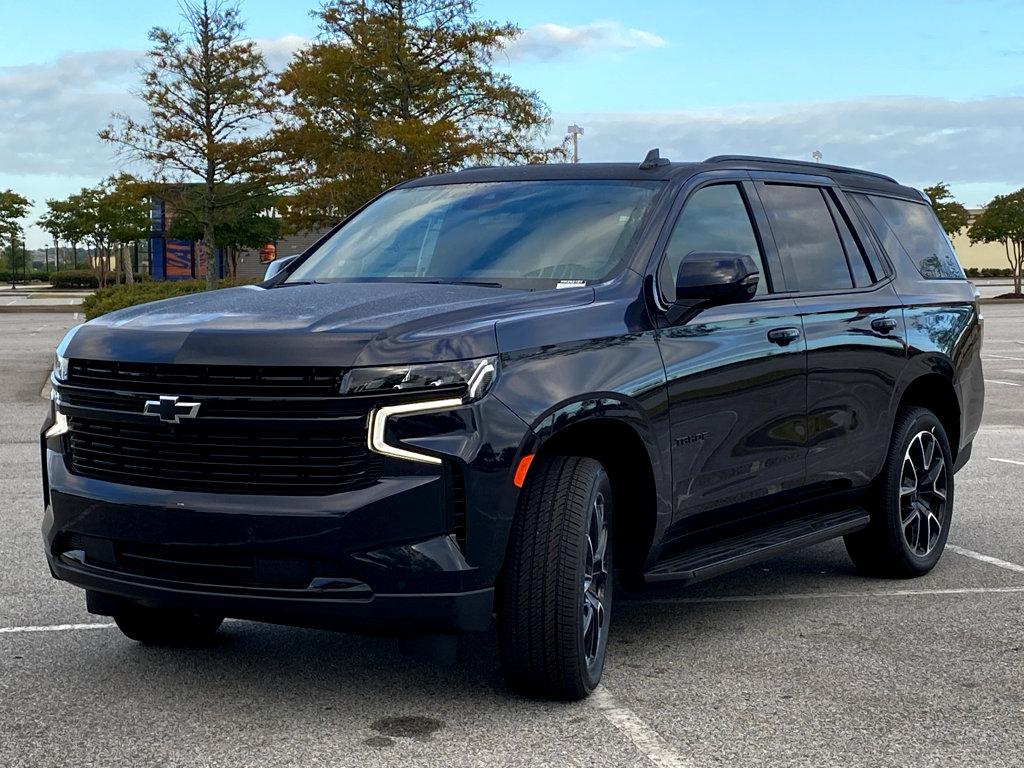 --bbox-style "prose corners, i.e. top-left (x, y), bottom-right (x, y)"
top-left (1, 307), bottom-right (1022, 767)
